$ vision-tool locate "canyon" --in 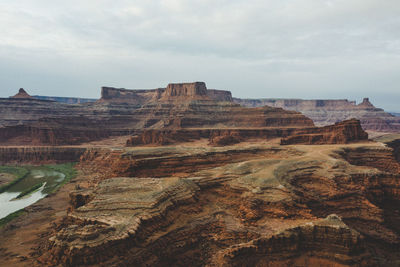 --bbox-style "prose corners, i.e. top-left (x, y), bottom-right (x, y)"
top-left (1, 139), bottom-right (400, 266)
top-left (0, 82), bottom-right (399, 266)
top-left (234, 97), bottom-right (400, 133)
